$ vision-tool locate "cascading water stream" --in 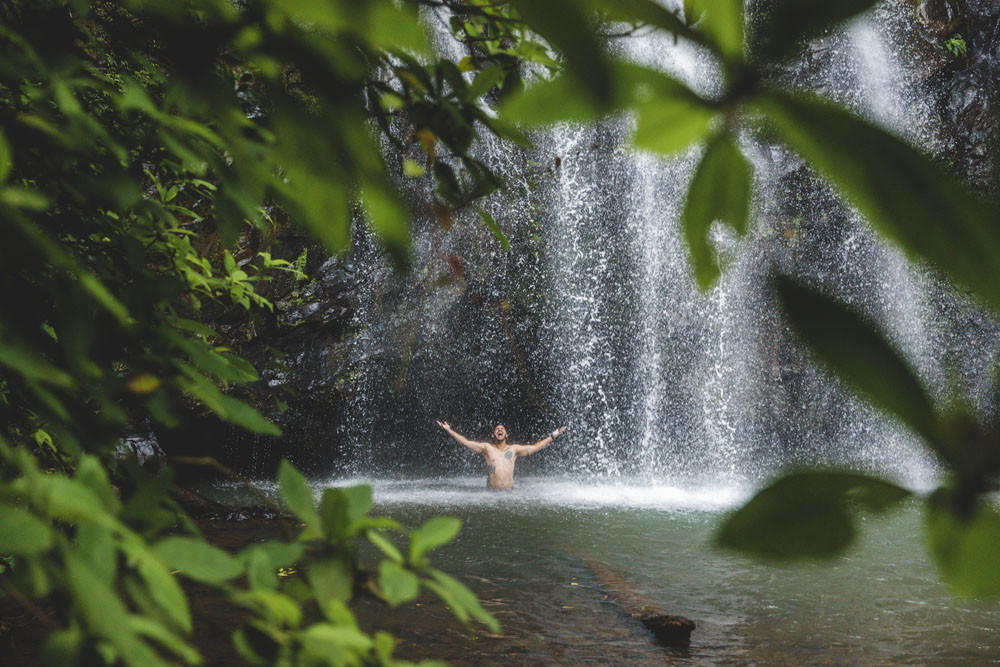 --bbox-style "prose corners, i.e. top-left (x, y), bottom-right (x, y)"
top-left (316, 2), bottom-right (998, 491)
